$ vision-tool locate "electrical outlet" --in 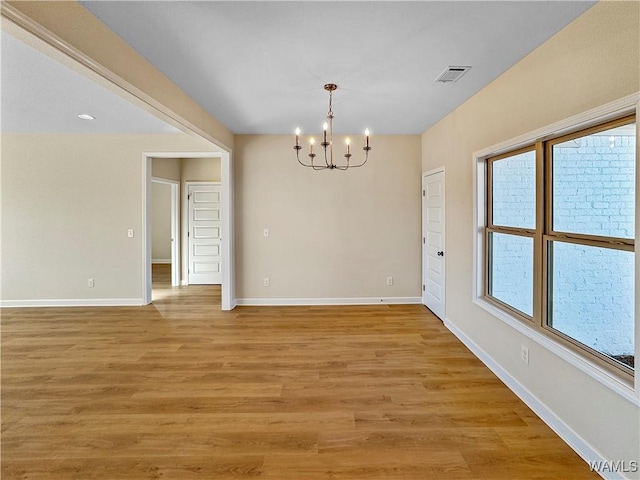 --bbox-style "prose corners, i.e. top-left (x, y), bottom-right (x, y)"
top-left (520, 345), bottom-right (529, 365)
top-left (386, 276), bottom-right (393, 286)
top-left (127, 229), bottom-right (134, 238)
top-left (263, 228), bottom-right (269, 237)
top-left (88, 278), bottom-right (95, 288)
top-left (263, 277), bottom-right (270, 287)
